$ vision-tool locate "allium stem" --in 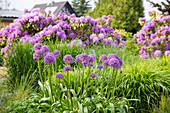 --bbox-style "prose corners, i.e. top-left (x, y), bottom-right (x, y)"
top-left (38, 57), bottom-right (43, 84)
top-left (66, 71), bottom-right (70, 110)
top-left (82, 63), bottom-right (85, 95)
top-left (86, 63), bottom-right (91, 94)
top-left (48, 64), bottom-right (53, 103)
top-left (112, 69), bottom-right (118, 101)
top-left (44, 61), bottom-right (47, 94)
top-left (38, 57), bottom-right (45, 97)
